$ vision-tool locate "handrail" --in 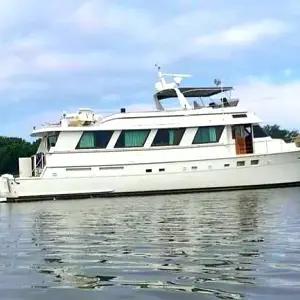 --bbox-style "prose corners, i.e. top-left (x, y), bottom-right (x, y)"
top-left (32, 153), bottom-right (45, 177)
